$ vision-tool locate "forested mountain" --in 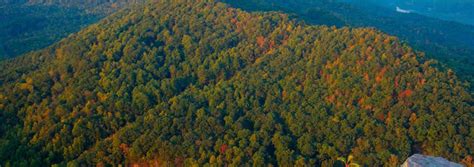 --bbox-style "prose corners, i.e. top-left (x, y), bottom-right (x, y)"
top-left (0, 0), bottom-right (473, 166)
top-left (2, 0), bottom-right (473, 91)
top-left (223, 0), bottom-right (474, 89)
